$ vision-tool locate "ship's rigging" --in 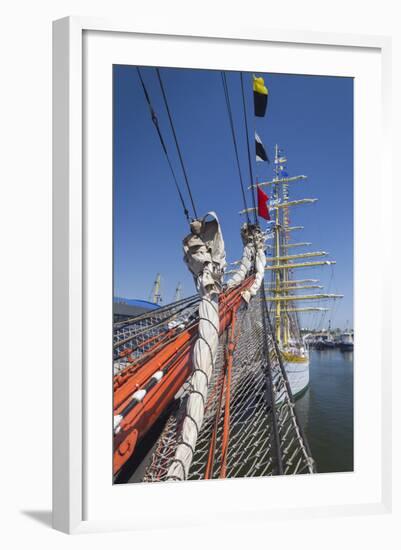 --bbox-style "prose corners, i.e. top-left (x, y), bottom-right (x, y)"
top-left (112, 69), bottom-right (343, 481)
